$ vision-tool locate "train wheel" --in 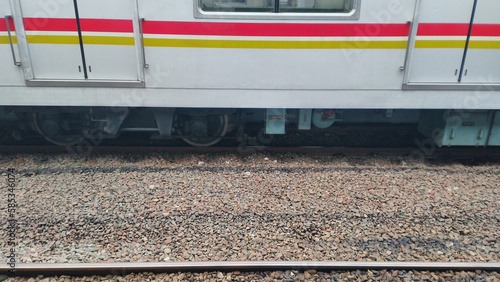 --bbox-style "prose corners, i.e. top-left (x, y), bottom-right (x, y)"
top-left (312, 109), bottom-right (336, 129)
top-left (32, 112), bottom-right (92, 146)
top-left (179, 113), bottom-right (229, 147)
